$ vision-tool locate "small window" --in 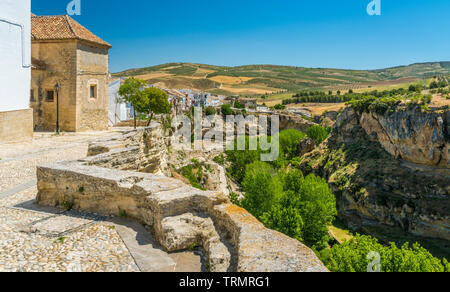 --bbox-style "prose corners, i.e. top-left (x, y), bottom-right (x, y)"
top-left (46, 90), bottom-right (54, 102)
top-left (90, 85), bottom-right (97, 99)
top-left (30, 89), bottom-right (35, 102)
